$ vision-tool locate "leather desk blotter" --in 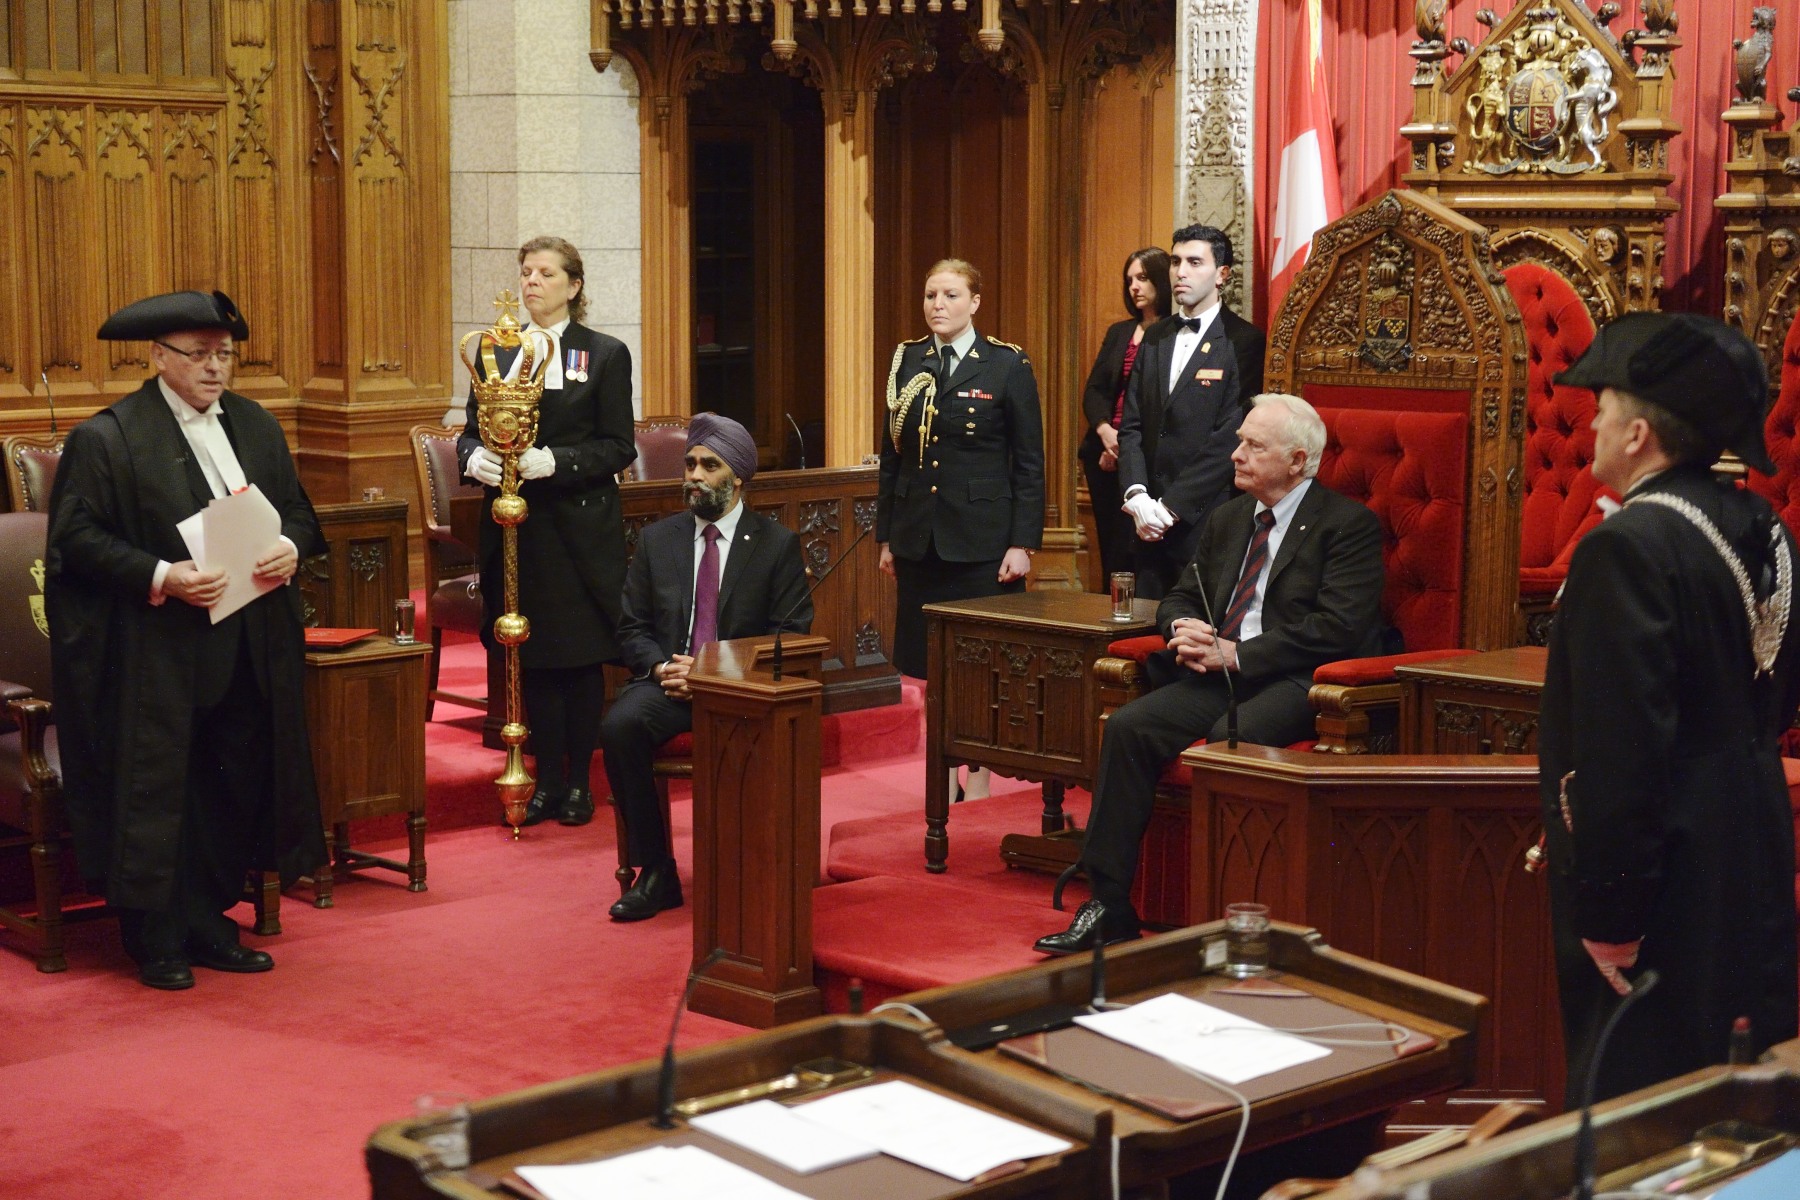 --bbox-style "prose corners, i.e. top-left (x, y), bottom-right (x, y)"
top-left (997, 975), bottom-right (1437, 1121)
